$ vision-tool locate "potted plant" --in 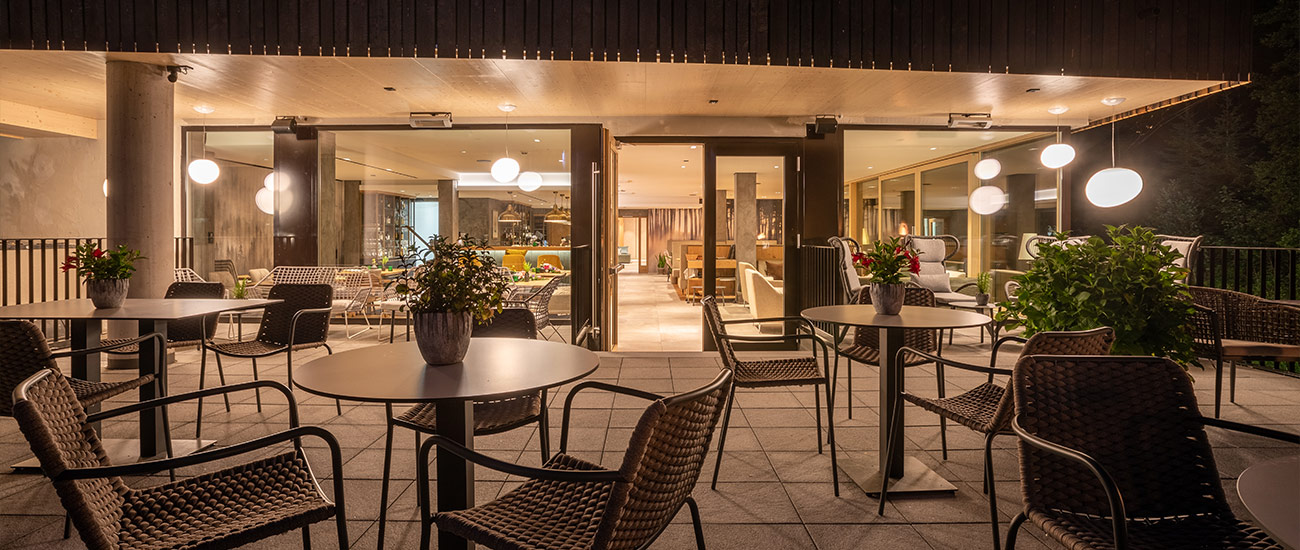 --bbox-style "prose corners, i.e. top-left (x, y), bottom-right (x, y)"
top-left (390, 235), bottom-right (509, 365)
top-left (996, 225), bottom-right (1197, 366)
top-left (232, 278), bottom-right (249, 299)
top-left (974, 272), bottom-right (992, 305)
top-left (60, 243), bottom-right (144, 309)
top-left (656, 252), bottom-right (671, 279)
top-left (852, 236), bottom-right (920, 315)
